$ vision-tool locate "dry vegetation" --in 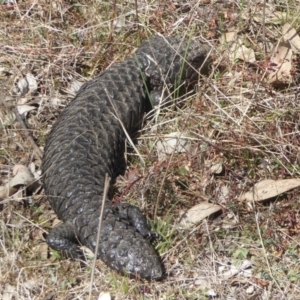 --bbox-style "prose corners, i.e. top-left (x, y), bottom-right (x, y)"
top-left (1, 0), bottom-right (300, 299)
